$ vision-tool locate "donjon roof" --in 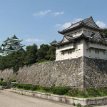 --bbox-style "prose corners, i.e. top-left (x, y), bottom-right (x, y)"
top-left (12, 35), bottom-right (18, 39)
top-left (58, 17), bottom-right (101, 34)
